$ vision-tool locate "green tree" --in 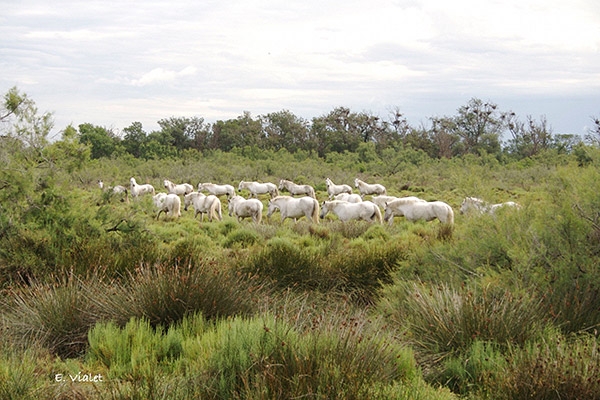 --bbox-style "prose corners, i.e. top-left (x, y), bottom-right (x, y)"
top-left (122, 121), bottom-right (147, 158)
top-left (43, 125), bottom-right (91, 173)
top-left (260, 110), bottom-right (309, 153)
top-left (1, 86), bottom-right (53, 154)
top-left (78, 123), bottom-right (120, 159)
top-left (310, 107), bottom-right (364, 157)
top-left (430, 116), bottom-right (461, 158)
top-left (453, 98), bottom-right (503, 156)
top-left (505, 114), bottom-right (553, 158)
top-left (156, 116), bottom-right (208, 152)
top-left (210, 111), bottom-right (263, 152)
top-left (0, 87), bottom-right (54, 213)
